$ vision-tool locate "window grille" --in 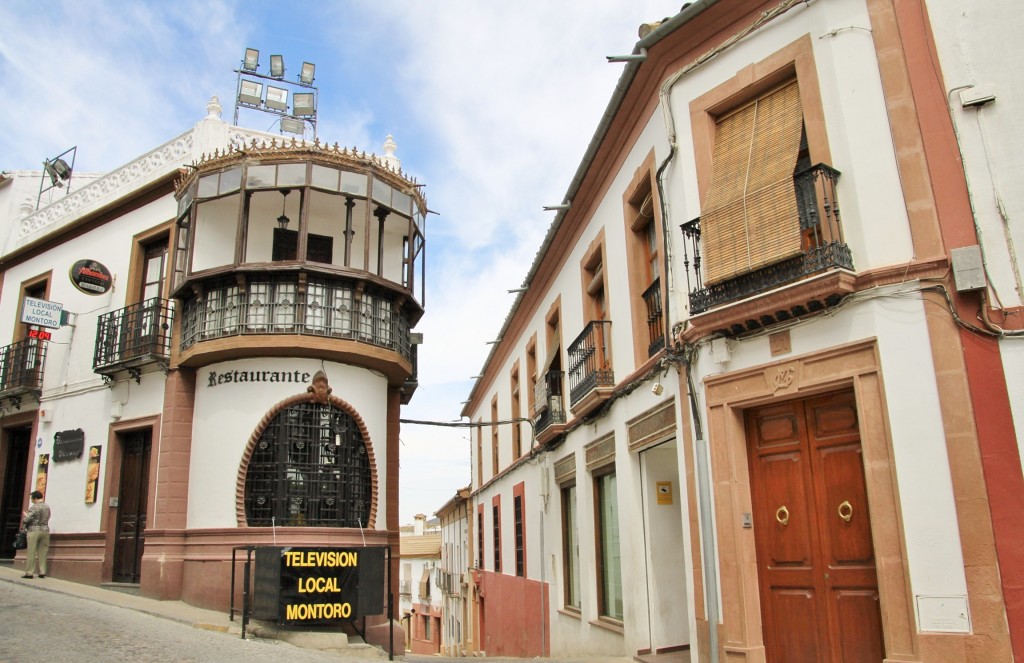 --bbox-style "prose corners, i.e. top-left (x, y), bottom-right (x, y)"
top-left (244, 401), bottom-right (372, 527)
